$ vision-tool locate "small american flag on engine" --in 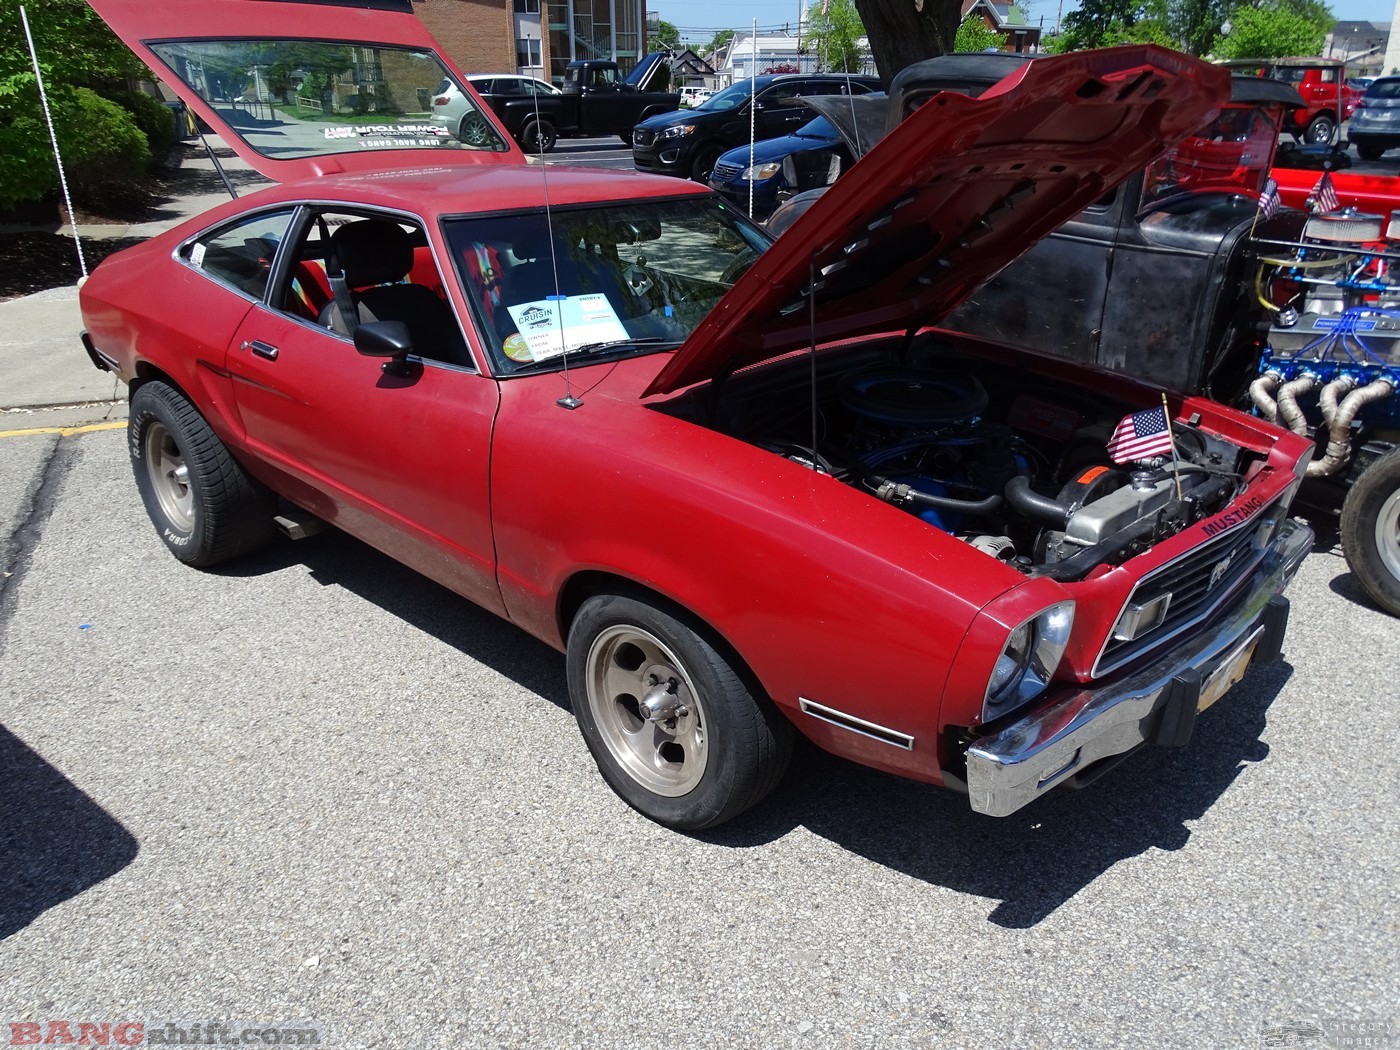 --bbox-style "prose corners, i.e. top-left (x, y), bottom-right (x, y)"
top-left (1258, 177), bottom-right (1280, 218)
top-left (1106, 406), bottom-right (1173, 463)
top-left (1312, 170), bottom-right (1339, 212)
